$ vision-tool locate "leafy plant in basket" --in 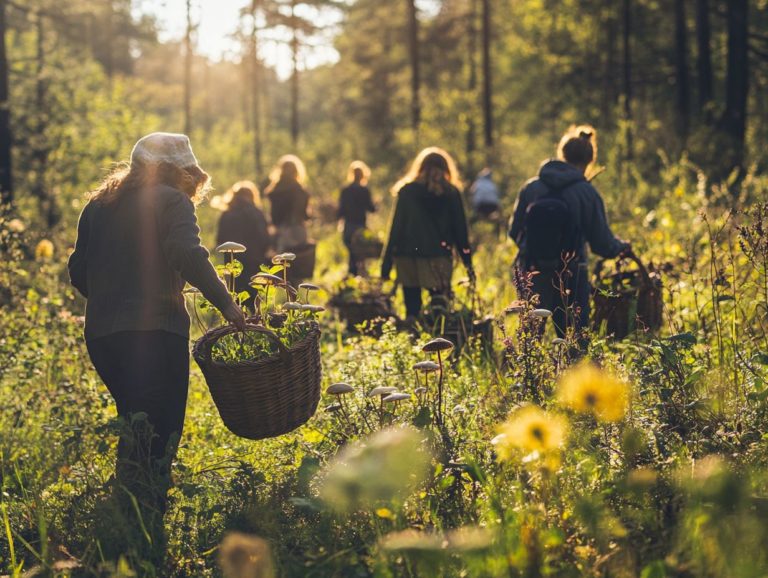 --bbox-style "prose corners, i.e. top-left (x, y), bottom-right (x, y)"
top-left (423, 278), bottom-right (495, 353)
top-left (328, 276), bottom-right (396, 333)
top-left (349, 227), bottom-right (384, 260)
top-left (191, 246), bottom-right (325, 440)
